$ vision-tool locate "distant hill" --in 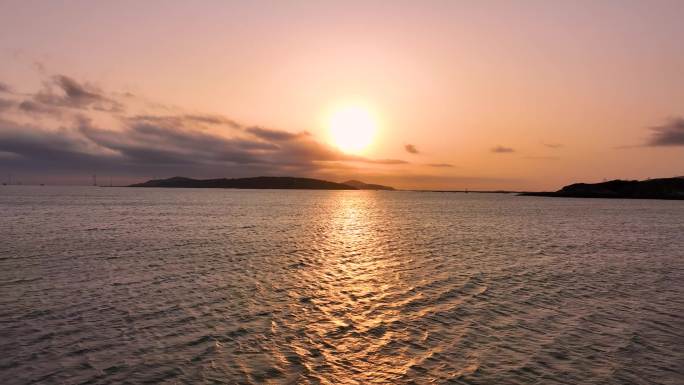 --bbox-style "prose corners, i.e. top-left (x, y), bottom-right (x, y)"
top-left (342, 180), bottom-right (395, 190)
top-left (130, 176), bottom-right (357, 190)
top-left (520, 177), bottom-right (684, 200)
